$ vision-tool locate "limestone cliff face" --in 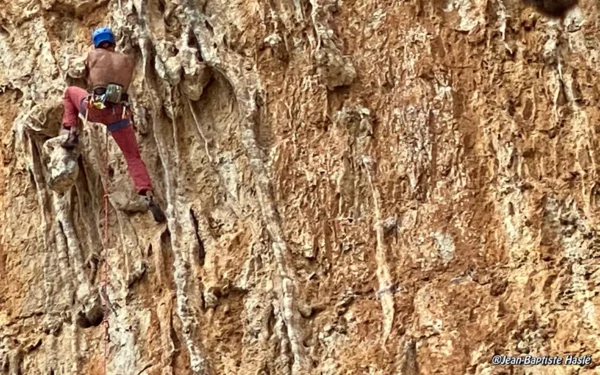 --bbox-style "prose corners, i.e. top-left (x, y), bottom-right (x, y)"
top-left (1, 0), bottom-right (599, 374)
